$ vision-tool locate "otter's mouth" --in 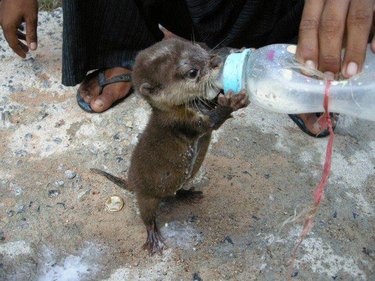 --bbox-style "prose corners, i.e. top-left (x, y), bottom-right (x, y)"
top-left (188, 97), bottom-right (217, 113)
top-left (187, 80), bottom-right (222, 112)
top-left (203, 78), bottom-right (222, 100)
